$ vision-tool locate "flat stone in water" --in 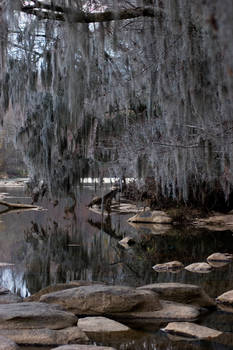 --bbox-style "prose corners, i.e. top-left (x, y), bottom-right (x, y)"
top-left (185, 262), bottom-right (212, 273)
top-left (78, 316), bottom-right (130, 333)
top-left (162, 322), bottom-right (222, 340)
top-left (207, 252), bottom-right (233, 262)
top-left (152, 261), bottom-right (184, 272)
